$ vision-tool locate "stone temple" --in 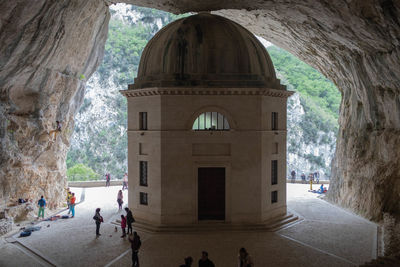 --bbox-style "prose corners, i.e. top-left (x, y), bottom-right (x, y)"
top-left (1, 0), bottom-right (400, 265)
top-left (121, 13), bottom-right (293, 227)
